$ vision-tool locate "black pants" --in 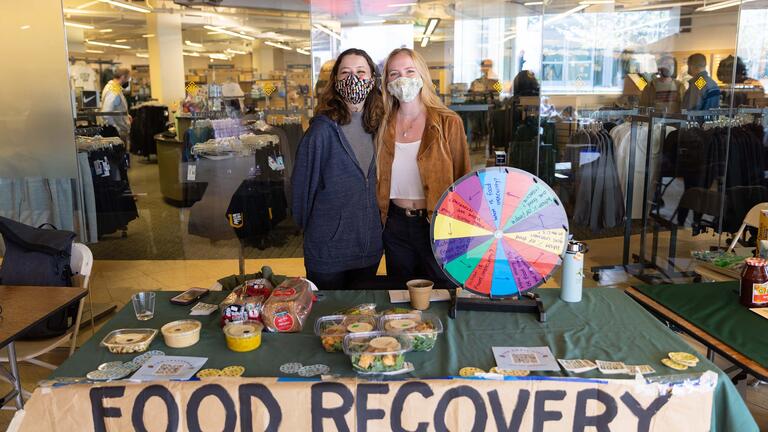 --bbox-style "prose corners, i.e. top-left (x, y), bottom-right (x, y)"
top-left (383, 203), bottom-right (453, 287)
top-left (306, 264), bottom-right (378, 291)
